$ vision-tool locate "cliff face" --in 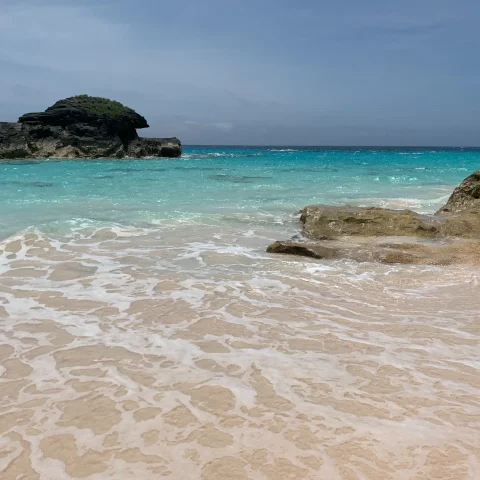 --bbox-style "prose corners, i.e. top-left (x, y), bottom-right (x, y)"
top-left (0, 96), bottom-right (182, 159)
